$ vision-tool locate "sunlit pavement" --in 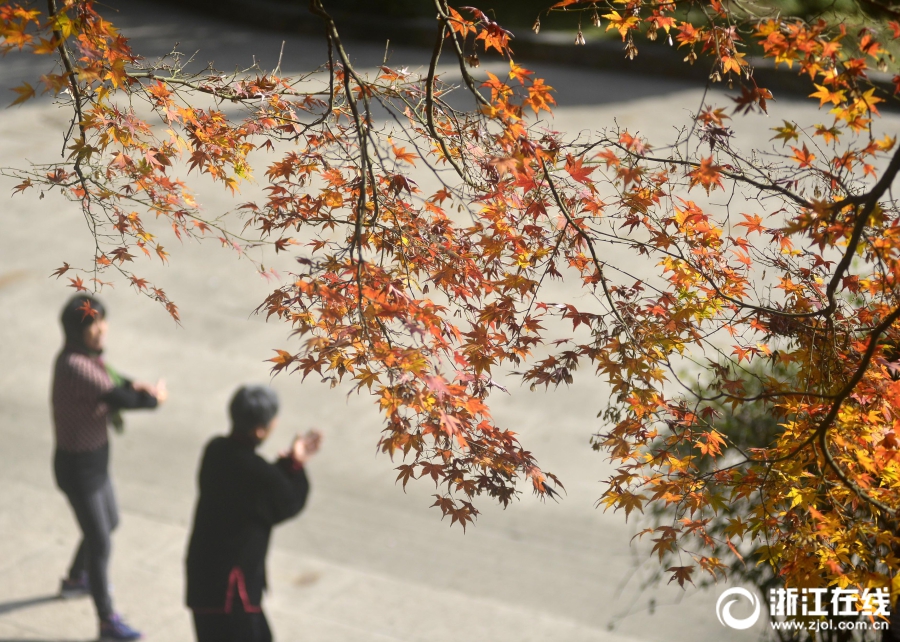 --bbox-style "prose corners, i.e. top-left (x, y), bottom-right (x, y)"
top-left (3, 2), bottom-right (895, 641)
